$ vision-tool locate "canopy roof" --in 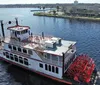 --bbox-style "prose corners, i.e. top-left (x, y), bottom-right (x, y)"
top-left (7, 25), bottom-right (30, 31)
